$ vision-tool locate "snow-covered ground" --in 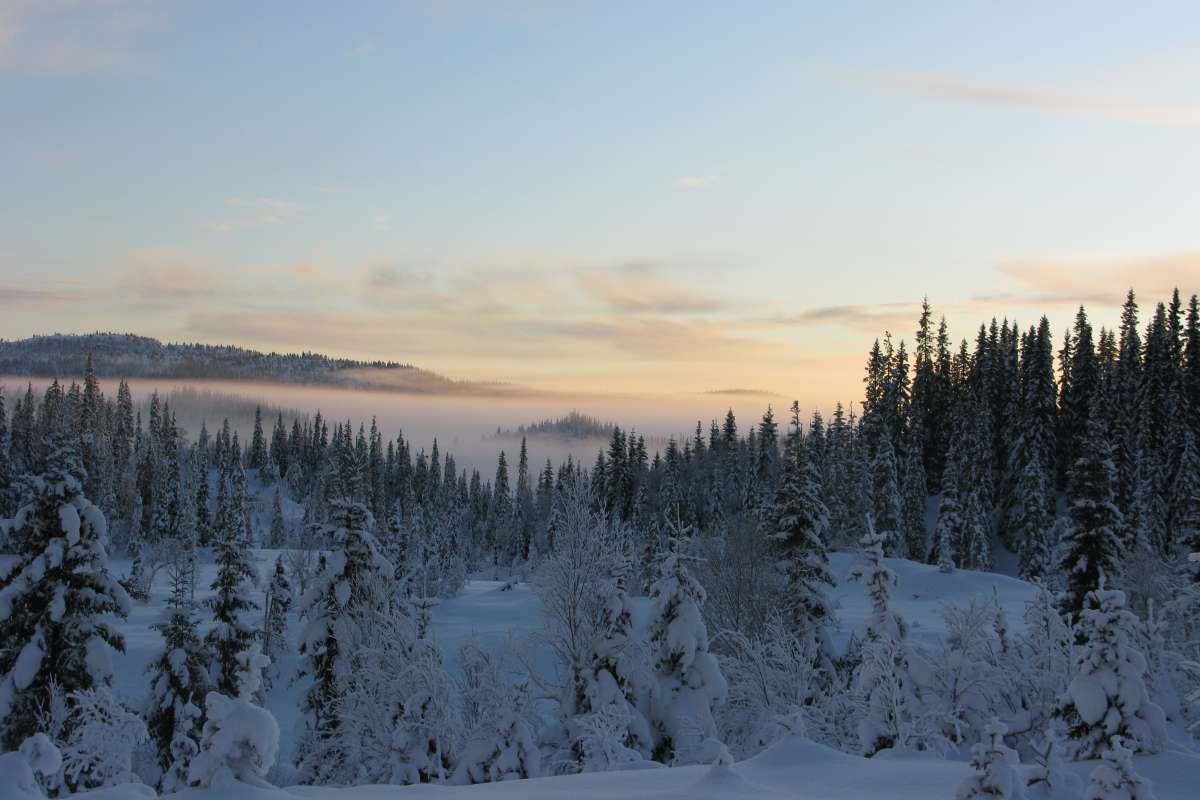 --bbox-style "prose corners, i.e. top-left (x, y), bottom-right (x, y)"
top-left (7, 546), bottom-right (1197, 800)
